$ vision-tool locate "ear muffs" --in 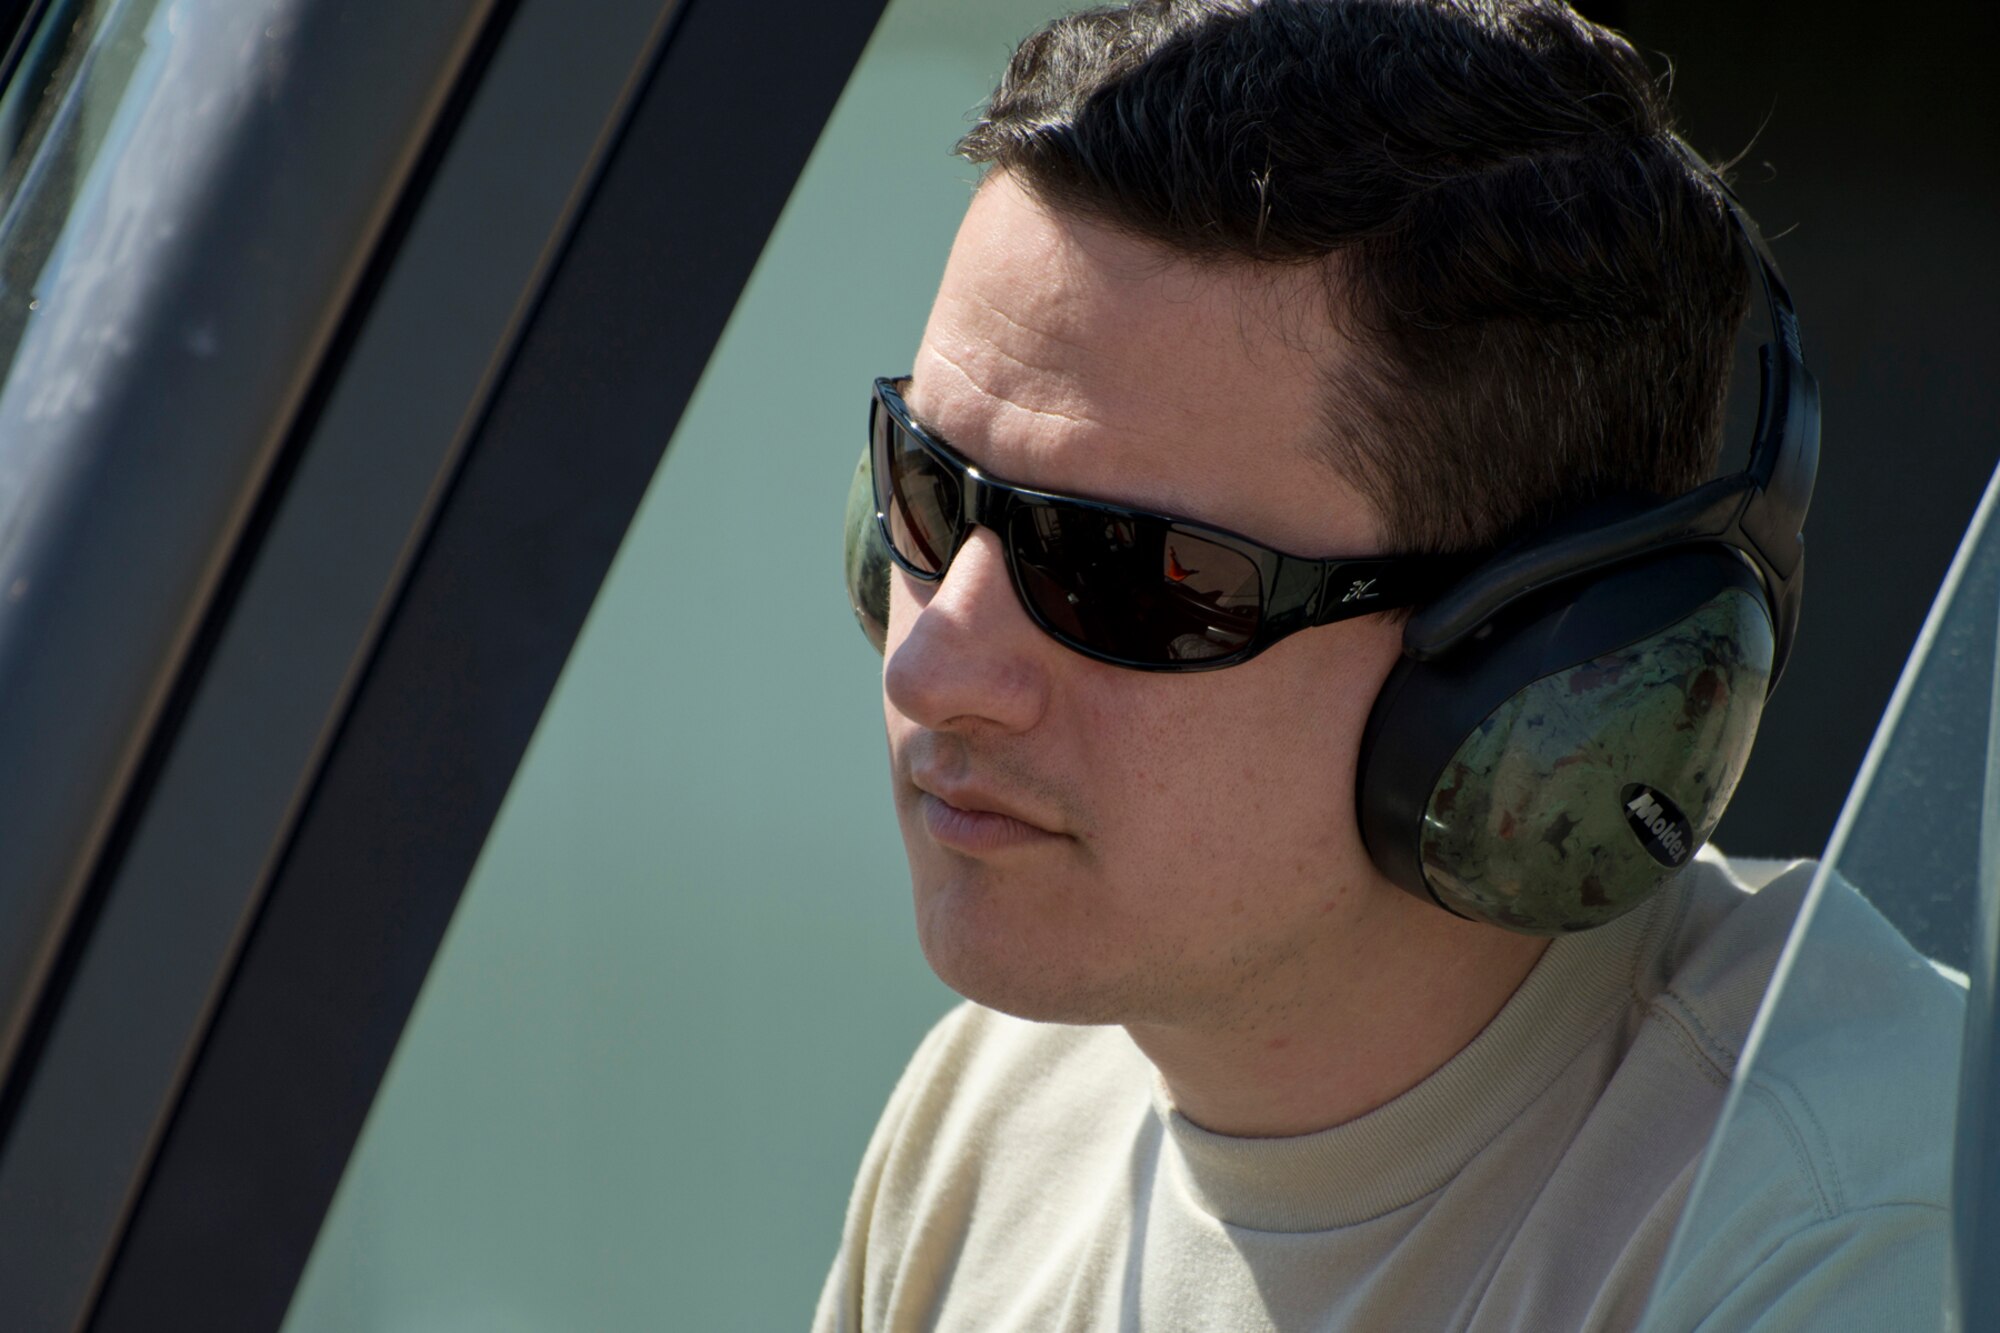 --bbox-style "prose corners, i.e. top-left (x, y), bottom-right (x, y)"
top-left (1351, 181), bottom-right (1812, 933)
top-left (845, 443), bottom-right (891, 654)
top-left (1356, 546), bottom-right (1774, 934)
